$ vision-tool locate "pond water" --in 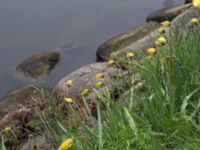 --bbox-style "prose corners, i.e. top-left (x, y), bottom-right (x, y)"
top-left (0, 0), bottom-right (184, 98)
